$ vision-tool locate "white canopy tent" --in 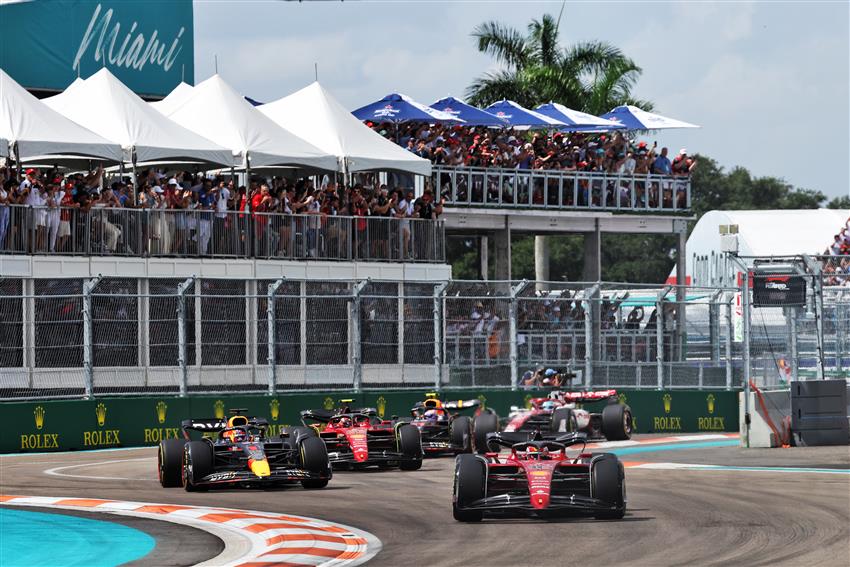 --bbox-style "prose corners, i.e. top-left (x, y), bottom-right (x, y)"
top-left (260, 82), bottom-right (431, 176)
top-left (671, 209), bottom-right (850, 287)
top-left (43, 69), bottom-right (232, 167)
top-left (0, 68), bottom-right (122, 162)
top-left (162, 74), bottom-right (337, 171)
top-left (150, 81), bottom-right (194, 116)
